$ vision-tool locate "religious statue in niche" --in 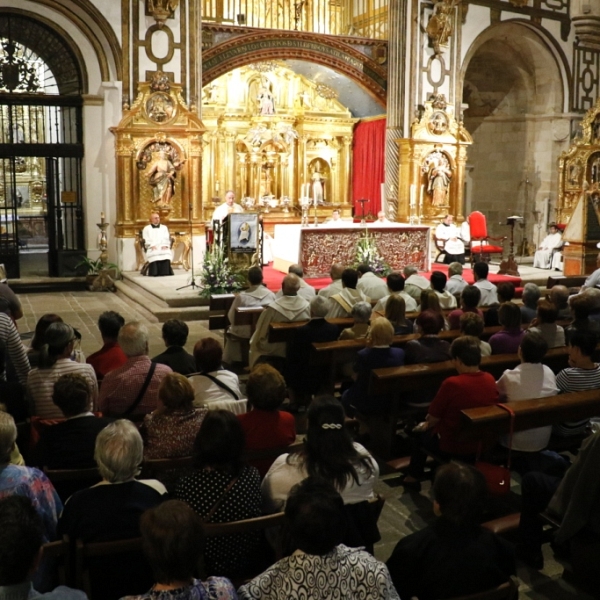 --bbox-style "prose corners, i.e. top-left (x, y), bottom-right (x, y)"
top-left (311, 164), bottom-right (326, 203)
top-left (426, 0), bottom-right (460, 54)
top-left (424, 151), bottom-right (452, 207)
top-left (146, 92), bottom-right (175, 123)
top-left (257, 79), bottom-right (275, 115)
top-left (145, 148), bottom-right (186, 206)
top-left (568, 160), bottom-right (582, 187)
